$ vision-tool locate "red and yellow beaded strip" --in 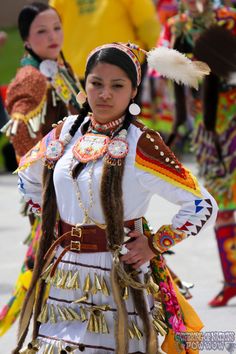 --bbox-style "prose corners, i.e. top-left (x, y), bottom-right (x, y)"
top-left (135, 131), bottom-right (202, 198)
